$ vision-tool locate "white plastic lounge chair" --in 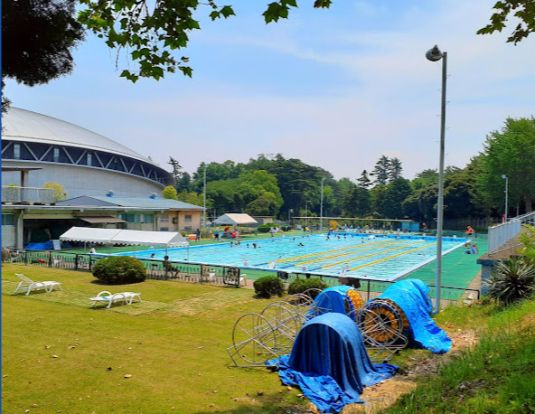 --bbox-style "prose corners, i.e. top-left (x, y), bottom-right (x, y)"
top-left (90, 291), bottom-right (142, 309)
top-left (240, 275), bottom-right (247, 287)
top-left (14, 273), bottom-right (62, 296)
